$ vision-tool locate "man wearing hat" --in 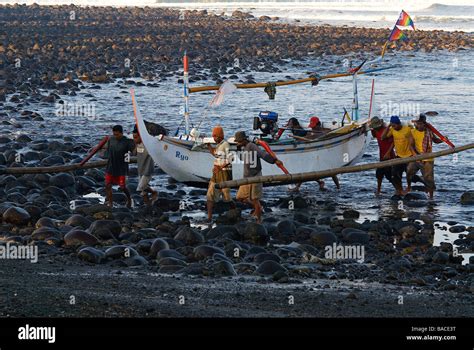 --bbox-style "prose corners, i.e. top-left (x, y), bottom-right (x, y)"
top-left (290, 116), bottom-right (340, 192)
top-left (206, 125), bottom-right (235, 222)
top-left (234, 131), bottom-right (281, 223)
top-left (381, 116), bottom-right (415, 196)
top-left (406, 114), bottom-right (442, 199)
top-left (307, 116), bottom-right (331, 139)
top-left (370, 117), bottom-right (395, 195)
